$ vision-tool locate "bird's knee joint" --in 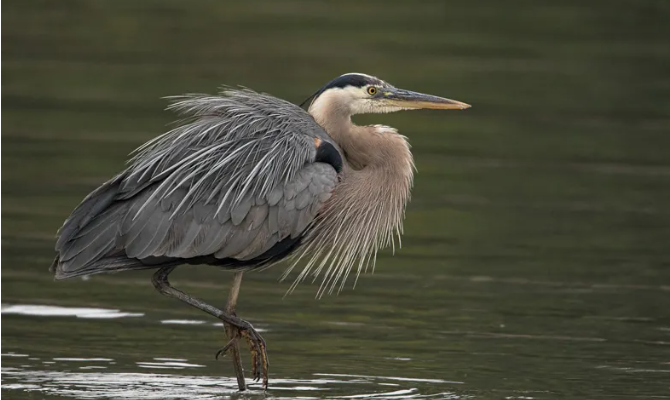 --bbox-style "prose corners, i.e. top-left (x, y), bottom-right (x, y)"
top-left (151, 273), bottom-right (170, 294)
